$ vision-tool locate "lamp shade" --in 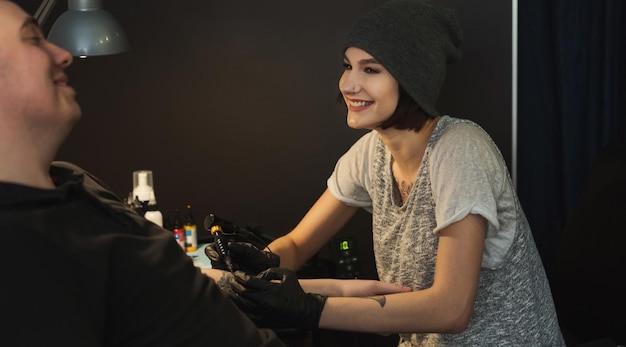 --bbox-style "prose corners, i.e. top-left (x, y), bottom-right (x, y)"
top-left (47, 0), bottom-right (129, 57)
